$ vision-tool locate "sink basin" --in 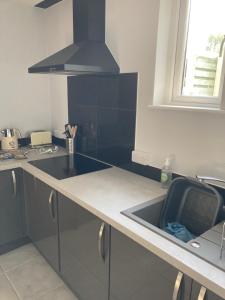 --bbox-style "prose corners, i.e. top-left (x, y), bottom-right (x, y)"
top-left (123, 197), bottom-right (163, 230)
top-left (122, 196), bottom-right (188, 247)
top-left (123, 176), bottom-right (223, 245)
top-left (122, 197), bottom-right (225, 272)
